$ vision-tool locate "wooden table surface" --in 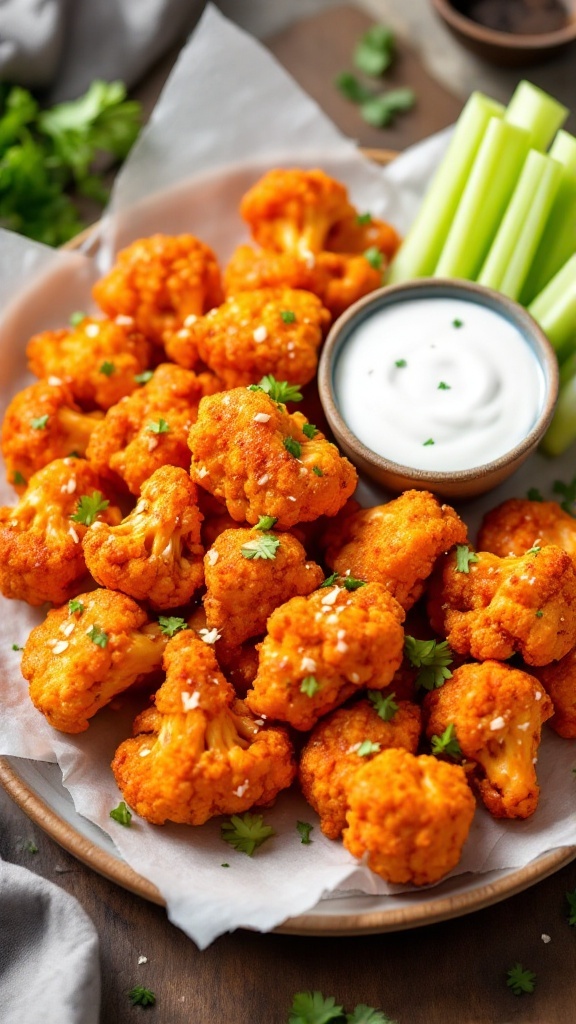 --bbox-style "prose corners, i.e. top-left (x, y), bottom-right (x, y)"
top-left (3, 6), bottom-right (576, 1022)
